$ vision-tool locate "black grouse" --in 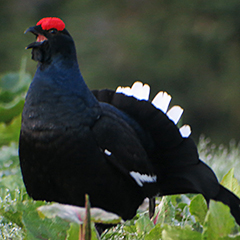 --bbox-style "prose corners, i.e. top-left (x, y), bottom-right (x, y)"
top-left (19, 17), bottom-right (240, 224)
